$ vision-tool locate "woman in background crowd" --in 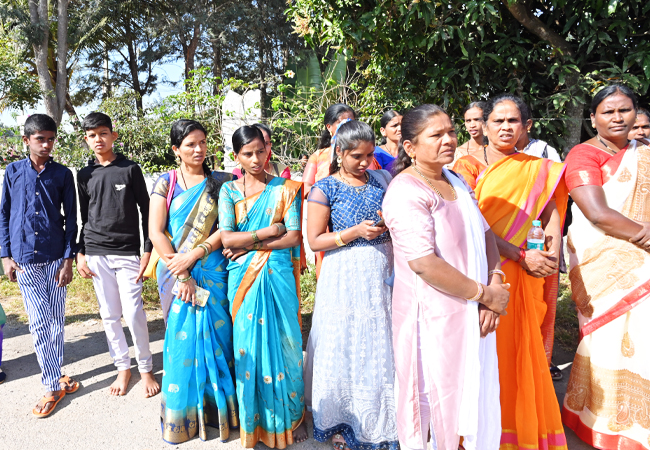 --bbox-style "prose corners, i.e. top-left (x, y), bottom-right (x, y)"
top-left (450, 101), bottom-right (485, 167)
top-left (628, 107), bottom-right (650, 143)
top-left (306, 120), bottom-right (398, 450)
top-left (384, 104), bottom-right (508, 450)
top-left (453, 95), bottom-right (568, 450)
top-left (219, 125), bottom-right (307, 447)
top-left (302, 104), bottom-right (380, 276)
top-left (562, 85), bottom-right (650, 449)
top-left (374, 110), bottom-right (402, 172)
top-left (149, 119), bottom-right (238, 444)
top-left (233, 123), bottom-right (291, 179)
